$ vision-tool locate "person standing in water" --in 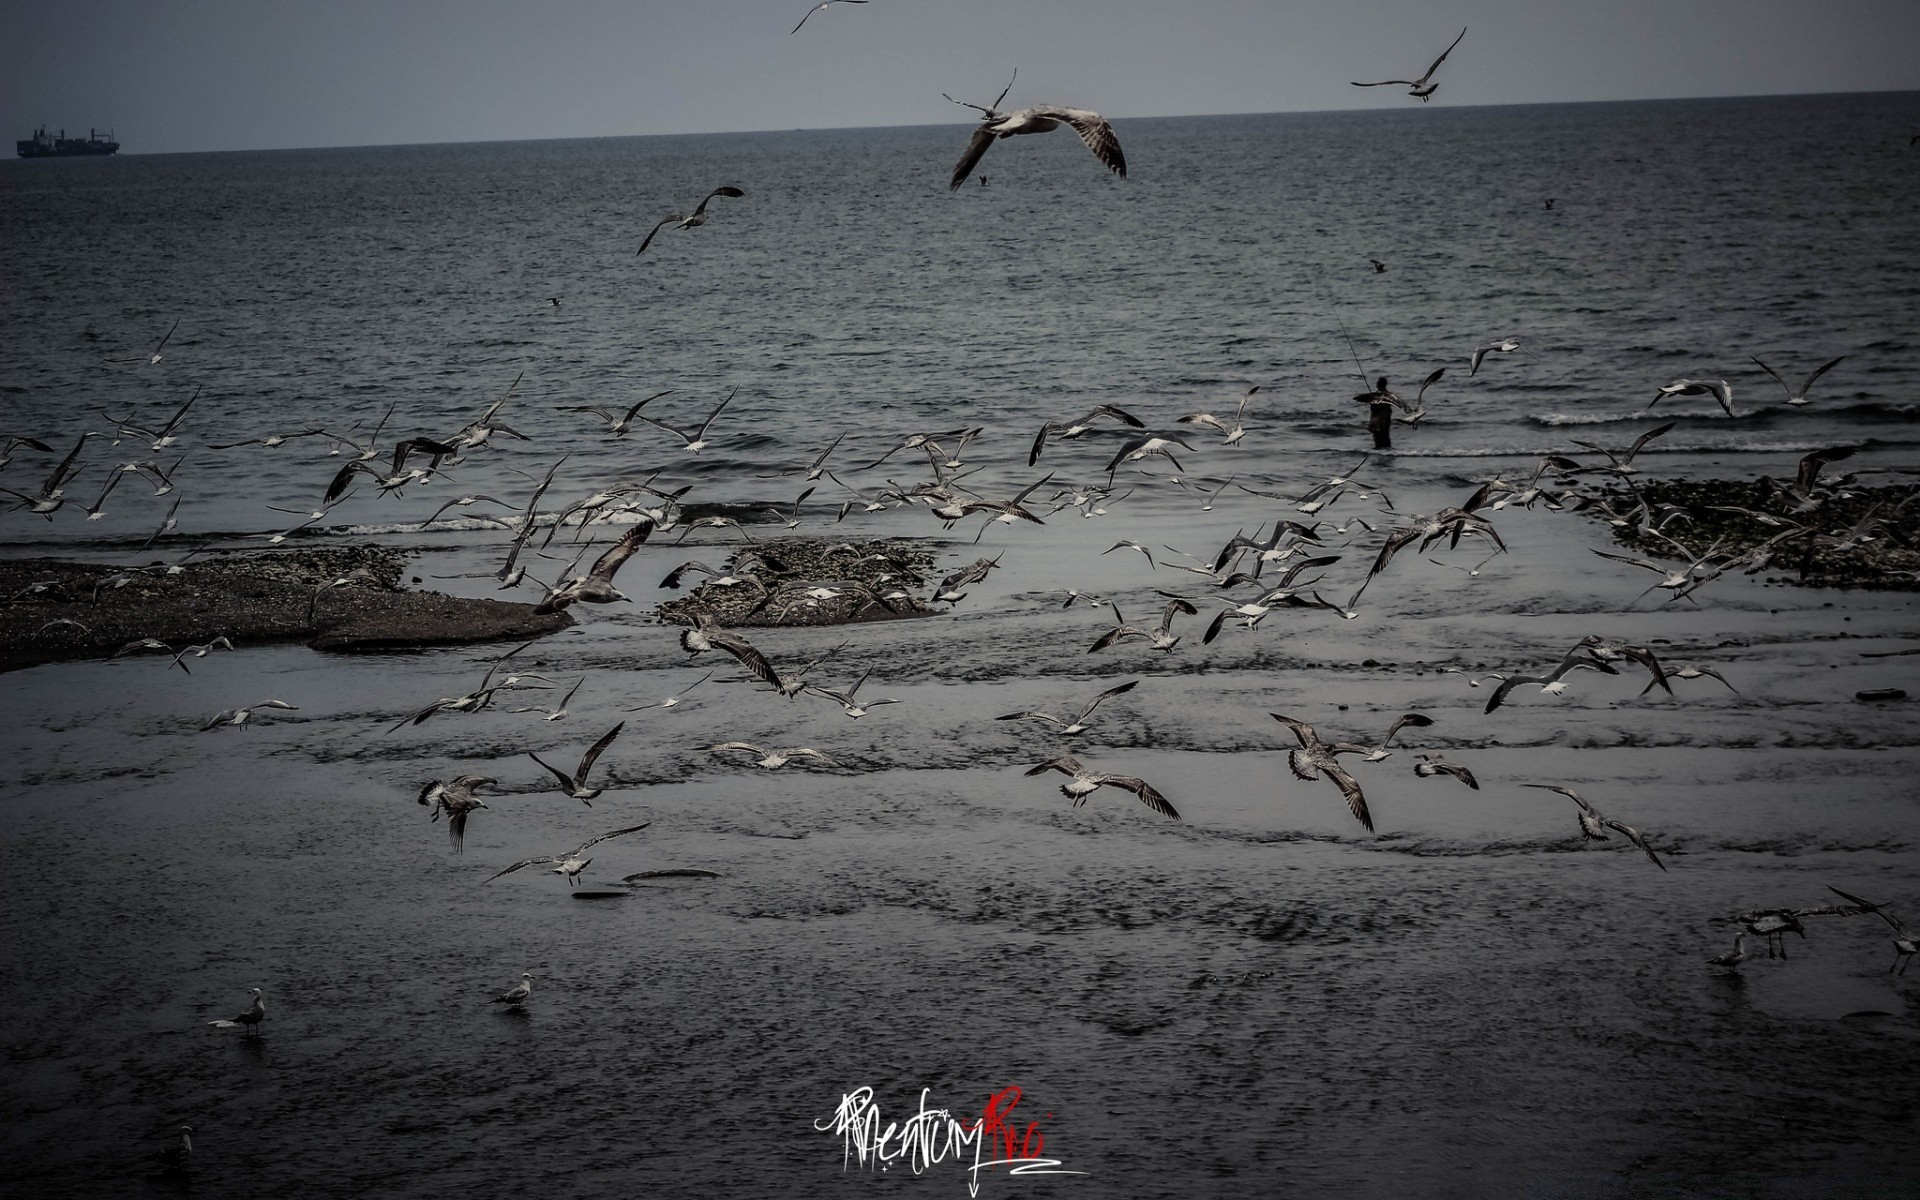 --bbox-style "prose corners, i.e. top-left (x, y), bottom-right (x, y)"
top-left (1353, 376), bottom-right (1400, 449)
